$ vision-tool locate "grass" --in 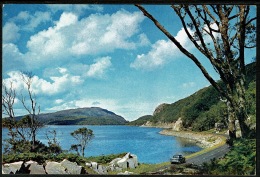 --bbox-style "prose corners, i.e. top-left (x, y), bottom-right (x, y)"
top-left (126, 162), bottom-right (170, 174)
